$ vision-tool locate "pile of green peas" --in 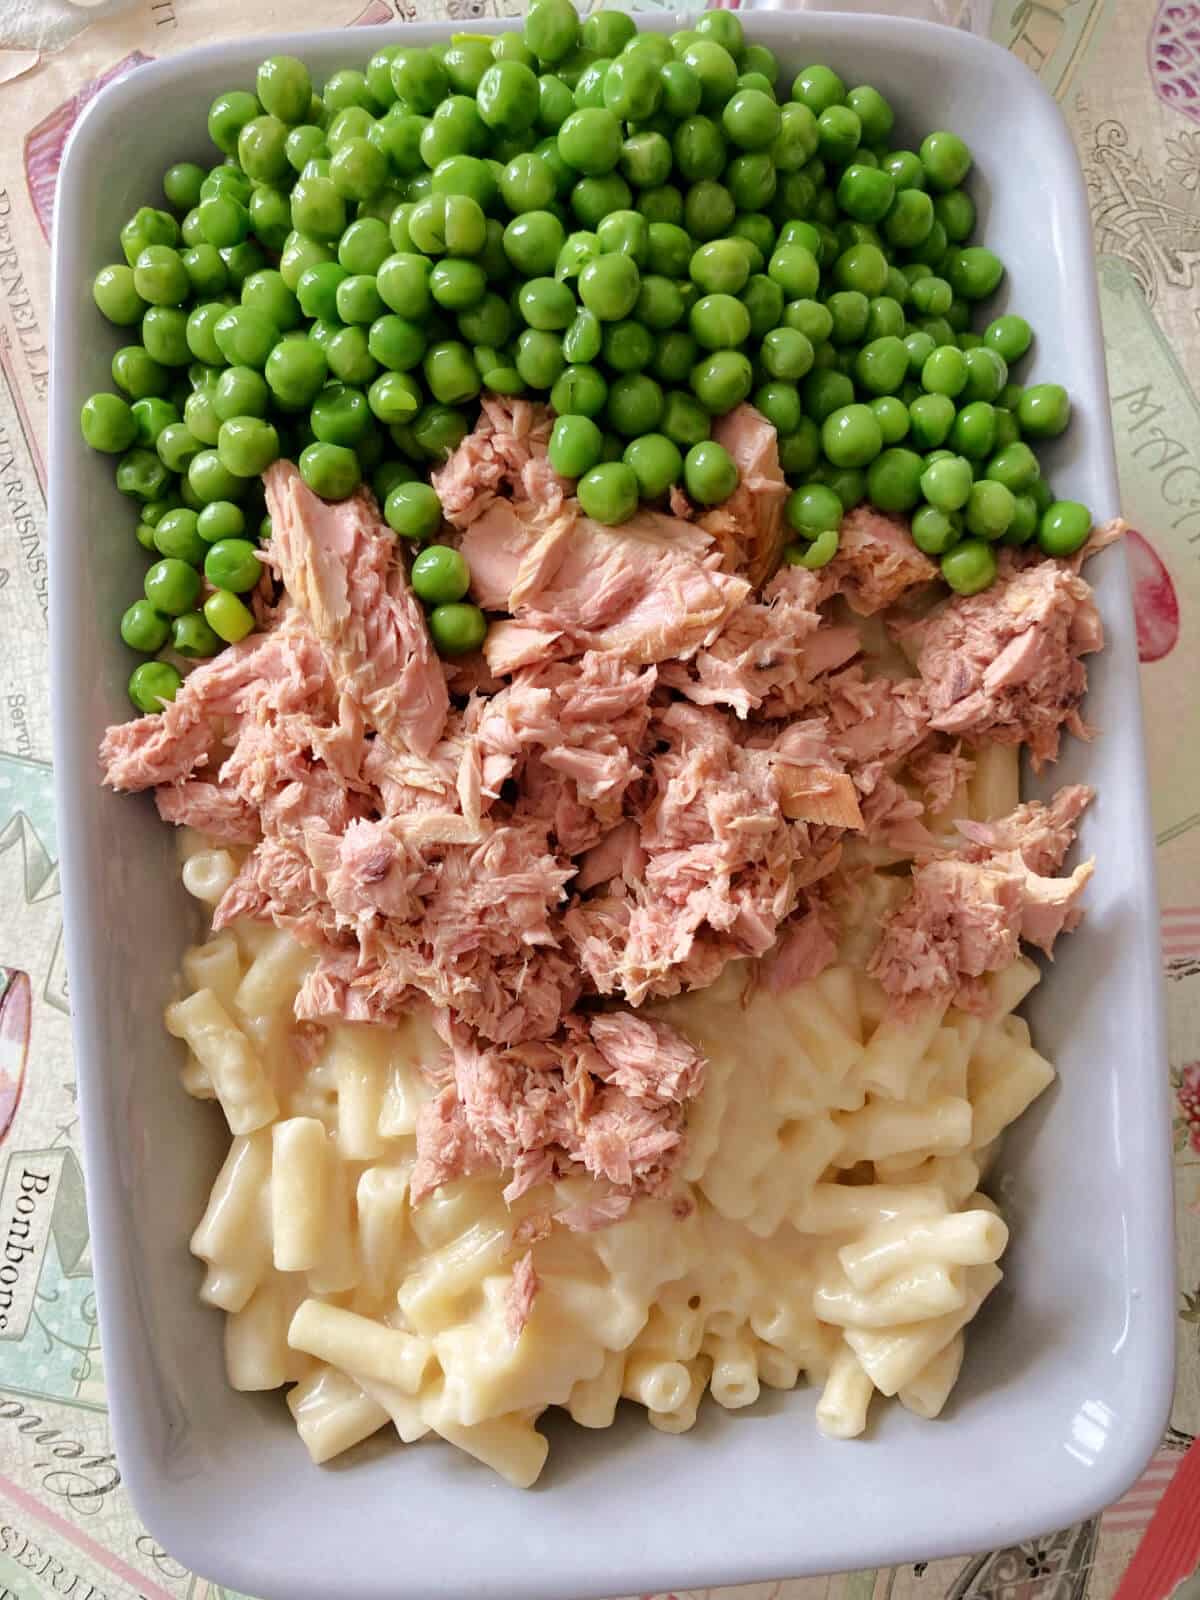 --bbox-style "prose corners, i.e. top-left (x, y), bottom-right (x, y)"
top-left (80, 6), bottom-right (1093, 712)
